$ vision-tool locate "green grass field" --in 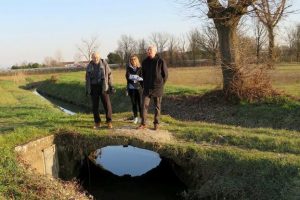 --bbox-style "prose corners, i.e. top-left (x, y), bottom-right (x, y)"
top-left (0, 64), bottom-right (300, 199)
